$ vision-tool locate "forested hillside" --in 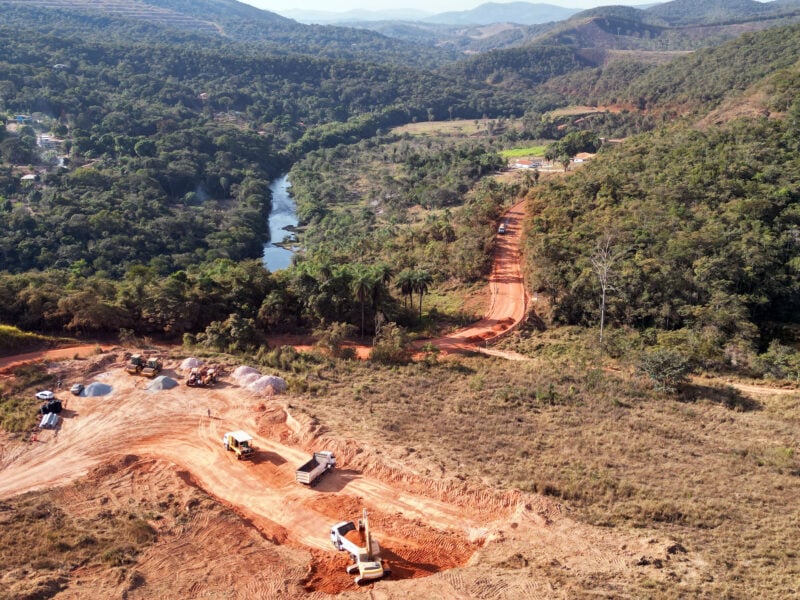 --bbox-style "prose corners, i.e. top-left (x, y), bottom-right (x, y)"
top-left (0, 0), bottom-right (459, 68)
